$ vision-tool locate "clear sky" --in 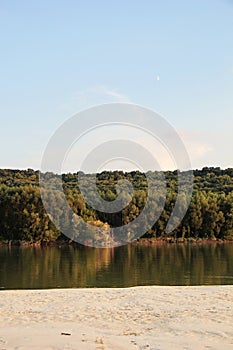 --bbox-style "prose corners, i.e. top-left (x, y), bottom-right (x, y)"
top-left (0, 0), bottom-right (232, 171)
